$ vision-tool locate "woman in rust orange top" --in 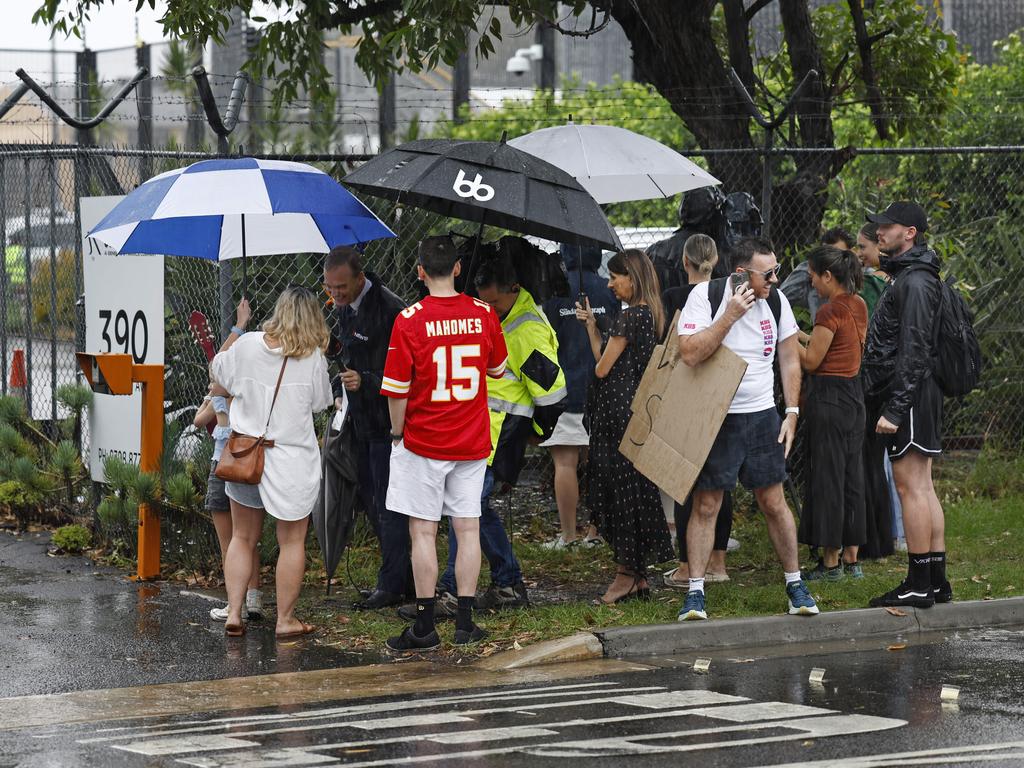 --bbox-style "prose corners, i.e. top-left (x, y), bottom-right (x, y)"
top-left (798, 246), bottom-right (869, 581)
